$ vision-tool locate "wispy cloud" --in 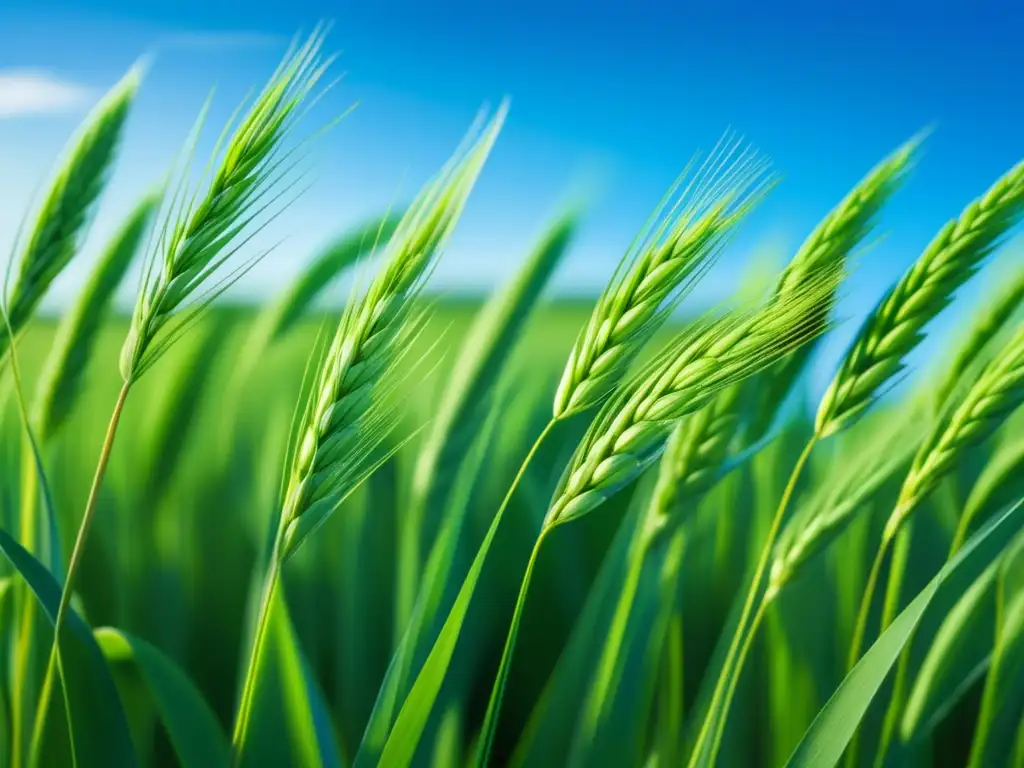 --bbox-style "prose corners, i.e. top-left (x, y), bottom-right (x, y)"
top-left (0, 69), bottom-right (94, 118)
